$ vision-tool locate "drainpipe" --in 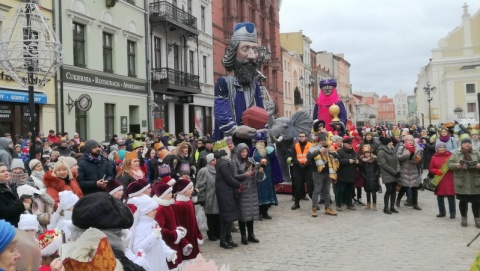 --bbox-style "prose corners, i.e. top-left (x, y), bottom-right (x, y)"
top-left (57, 0), bottom-right (65, 132)
top-left (144, 0), bottom-right (152, 131)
